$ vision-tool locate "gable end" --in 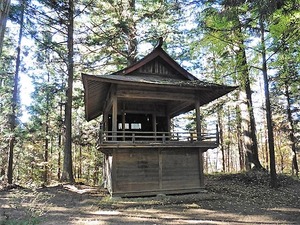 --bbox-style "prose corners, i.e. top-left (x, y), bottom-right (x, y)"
top-left (113, 46), bottom-right (197, 81)
top-left (129, 56), bottom-right (185, 80)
